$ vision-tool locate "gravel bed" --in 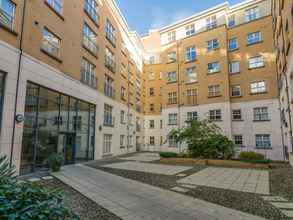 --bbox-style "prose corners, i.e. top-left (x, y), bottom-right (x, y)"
top-left (270, 166), bottom-right (293, 201)
top-left (40, 178), bottom-right (121, 220)
top-left (88, 162), bottom-right (289, 220)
